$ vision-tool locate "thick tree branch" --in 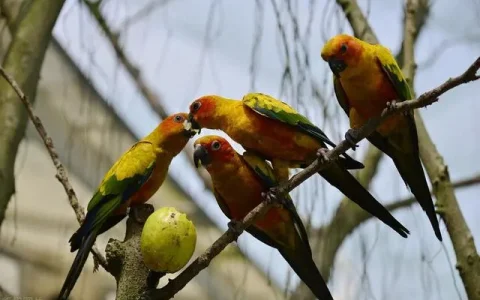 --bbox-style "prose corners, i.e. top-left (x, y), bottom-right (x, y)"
top-left (403, 0), bottom-right (480, 297)
top-left (0, 0), bottom-right (65, 227)
top-left (0, 67), bottom-right (112, 275)
top-left (106, 204), bottom-right (164, 300)
top-left (142, 56), bottom-right (480, 299)
top-left (82, 0), bottom-right (214, 191)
